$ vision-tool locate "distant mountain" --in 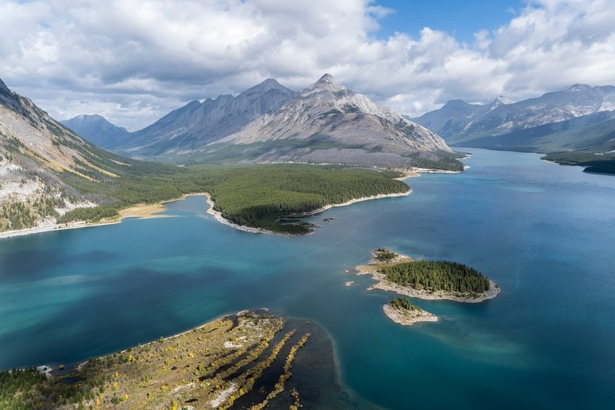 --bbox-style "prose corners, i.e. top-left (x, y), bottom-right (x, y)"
top-left (408, 98), bottom-right (506, 141)
top-left (0, 78), bottom-right (146, 233)
top-left (412, 84), bottom-right (615, 152)
top-left (199, 74), bottom-right (458, 169)
top-left (114, 78), bottom-right (297, 156)
top-left (61, 114), bottom-right (129, 149)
